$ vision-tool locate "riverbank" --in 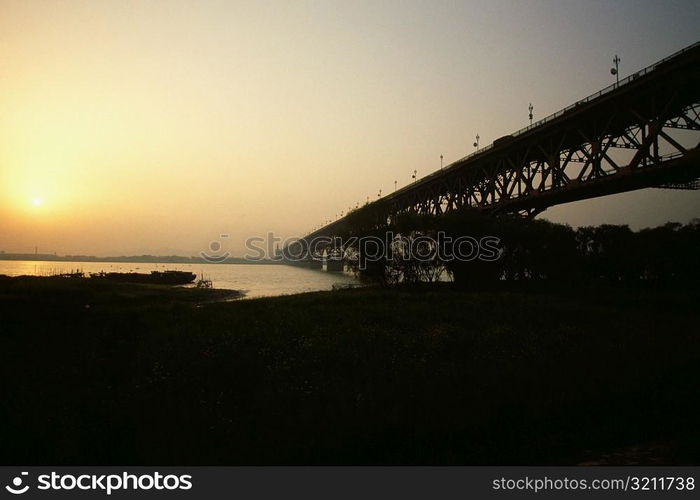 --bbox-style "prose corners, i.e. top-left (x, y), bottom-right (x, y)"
top-left (0, 274), bottom-right (244, 305)
top-left (1, 277), bottom-right (698, 464)
top-left (0, 260), bottom-right (361, 298)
